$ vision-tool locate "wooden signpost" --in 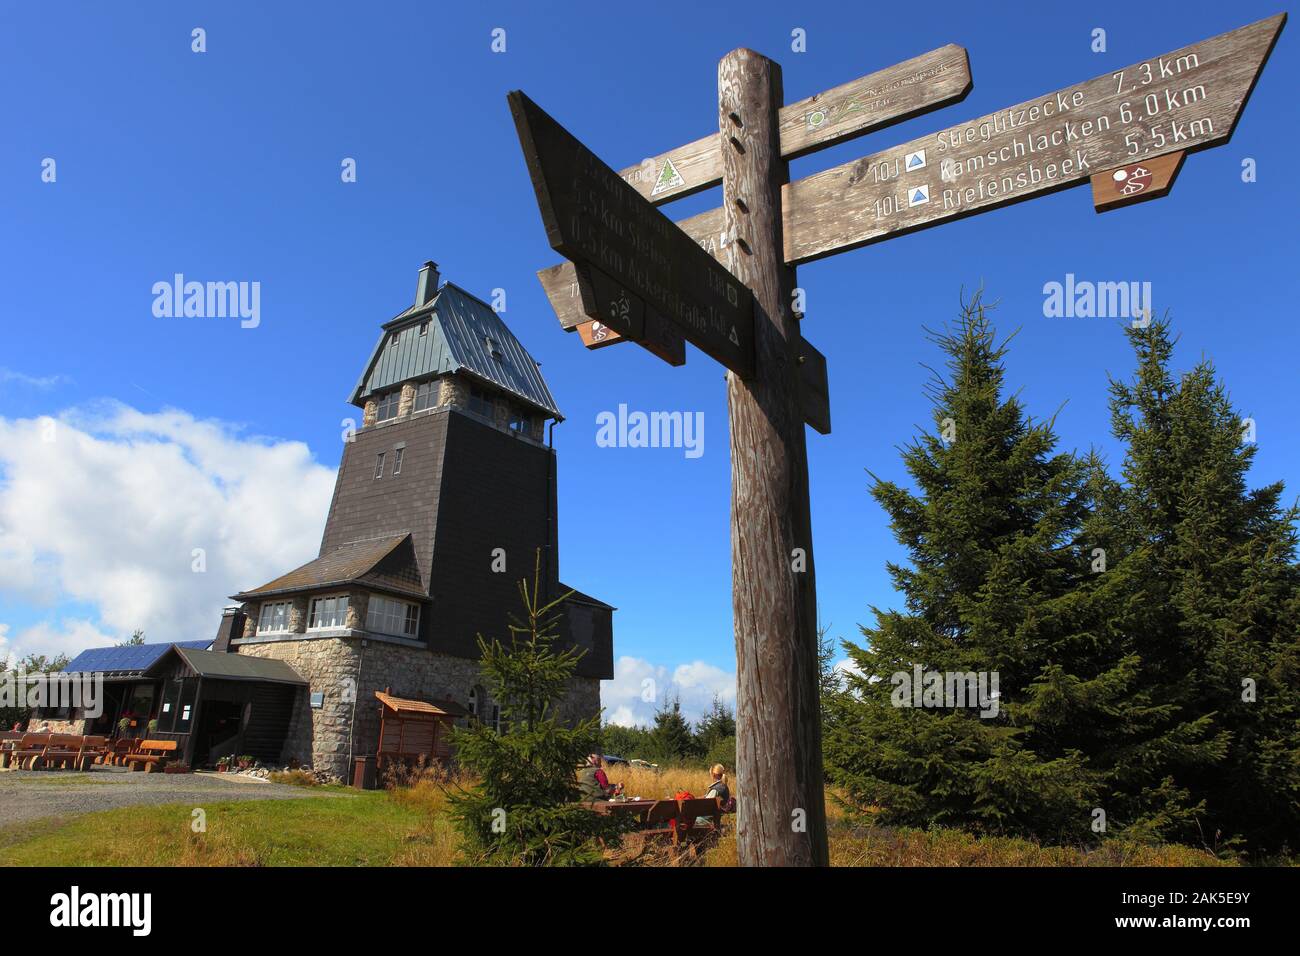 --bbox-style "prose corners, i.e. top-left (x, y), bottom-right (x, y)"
top-left (510, 12), bottom-right (1284, 867)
